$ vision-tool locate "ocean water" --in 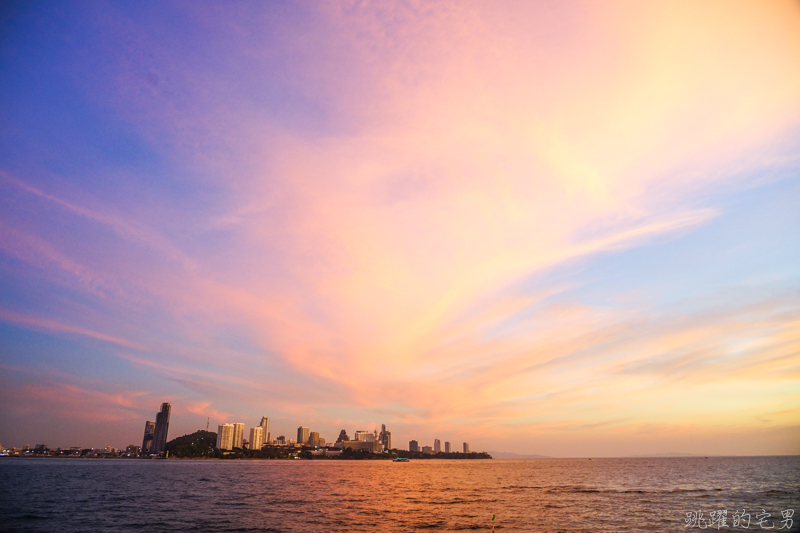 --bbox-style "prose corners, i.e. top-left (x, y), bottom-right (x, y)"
top-left (0, 456), bottom-right (798, 532)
